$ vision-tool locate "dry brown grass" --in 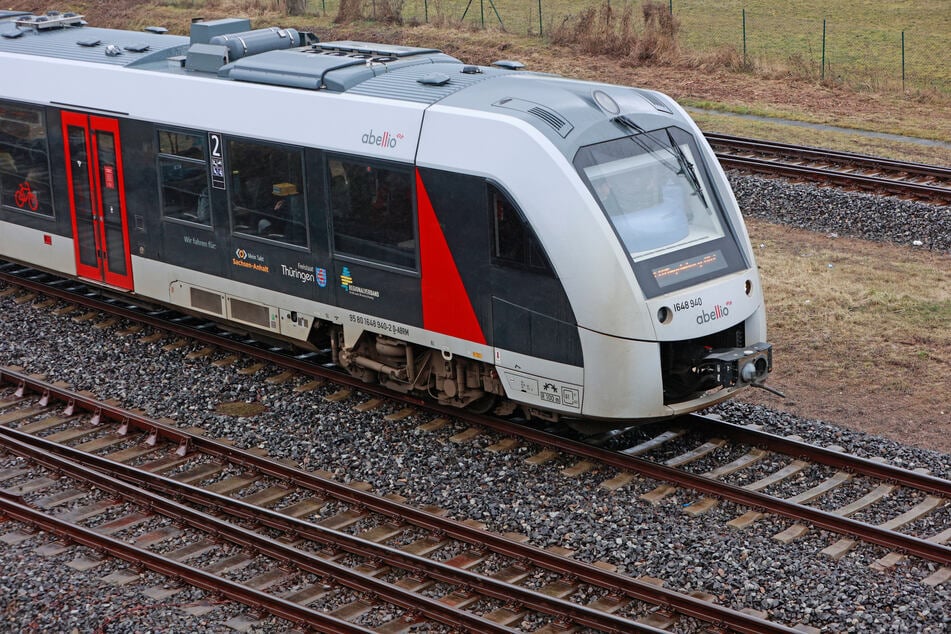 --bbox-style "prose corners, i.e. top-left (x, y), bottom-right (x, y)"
top-left (548, 0), bottom-right (678, 61)
top-left (739, 219), bottom-right (951, 450)
top-left (334, 0), bottom-right (404, 25)
top-left (549, 3), bottom-right (636, 56)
